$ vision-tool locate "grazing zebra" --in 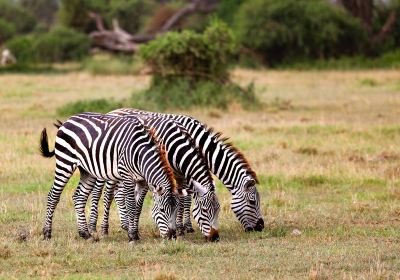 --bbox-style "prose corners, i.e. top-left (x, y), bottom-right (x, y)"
top-left (109, 108), bottom-right (265, 232)
top-left (40, 112), bottom-right (184, 242)
top-left (89, 116), bottom-right (221, 241)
